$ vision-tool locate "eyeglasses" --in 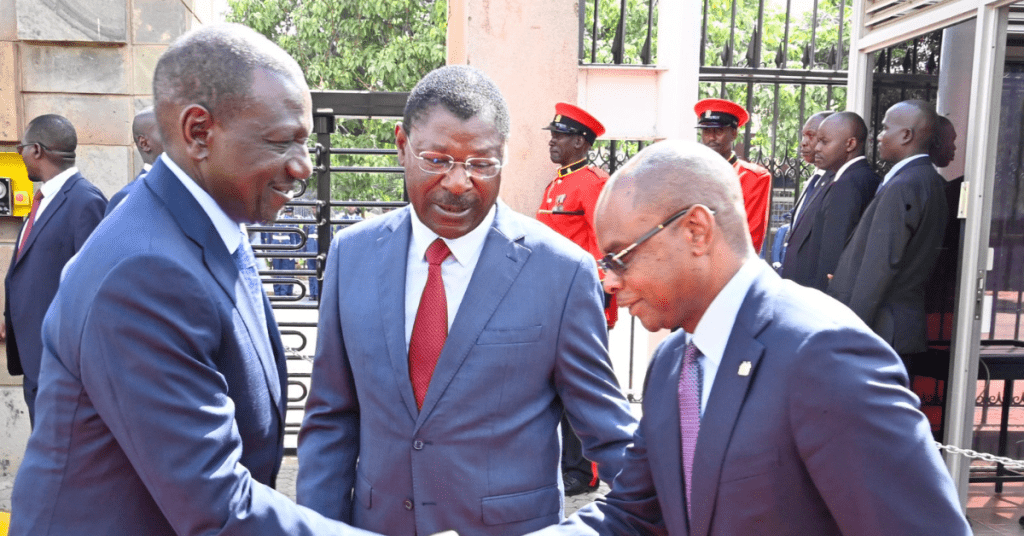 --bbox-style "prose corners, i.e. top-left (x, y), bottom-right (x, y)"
top-left (599, 204), bottom-right (716, 276)
top-left (15, 142), bottom-right (48, 153)
top-left (412, 151), bottom-right (503, 179)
